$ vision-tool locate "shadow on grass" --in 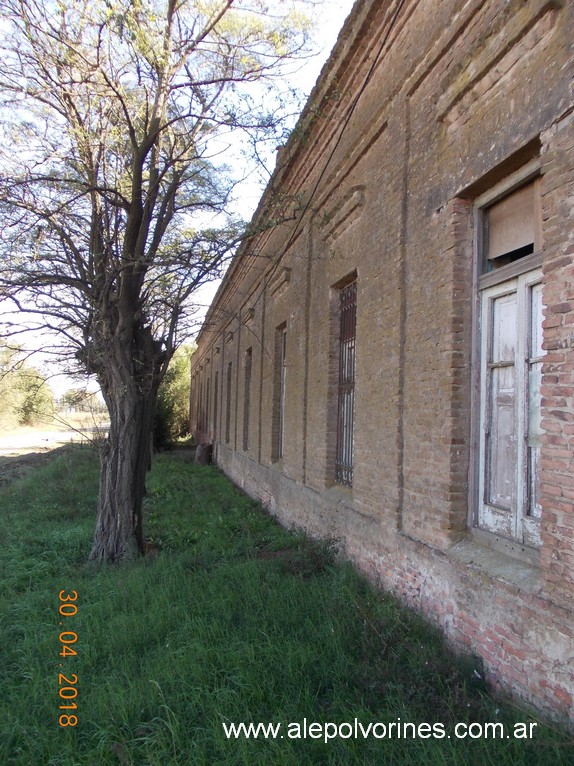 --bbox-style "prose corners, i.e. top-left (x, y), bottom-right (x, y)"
top-left (0, 443), bottom-right (90, 488)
